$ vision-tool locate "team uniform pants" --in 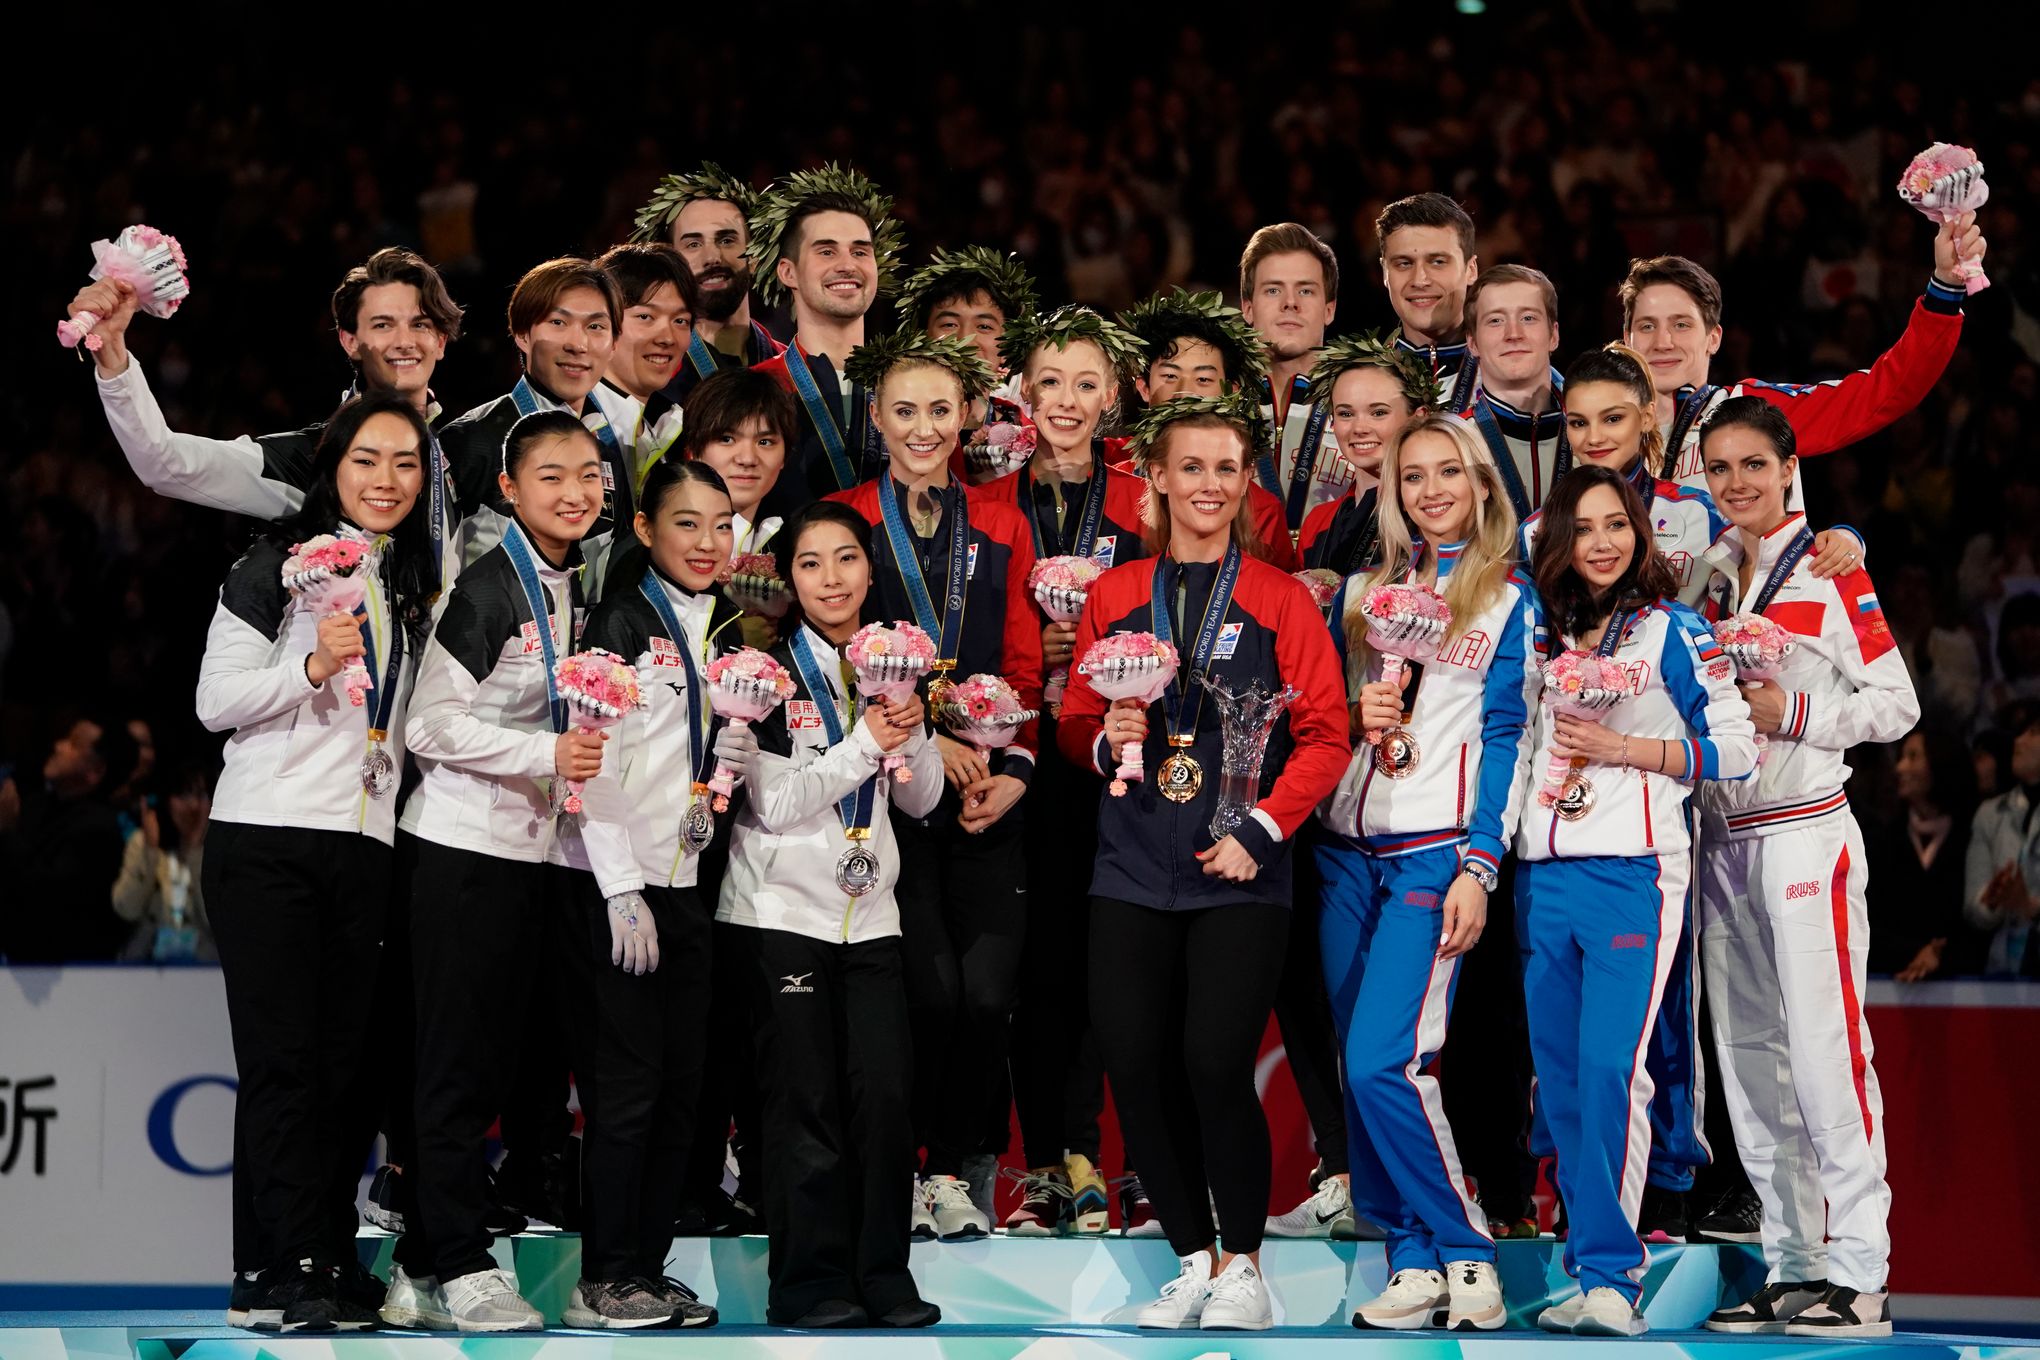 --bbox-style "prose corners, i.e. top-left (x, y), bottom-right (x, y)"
top-left (1316, 839), bottom-right (1494, 1271)
top-left (1276, 827), bottom-right (1350, 1180)
top-left (731, 925), bottom-right (920, 1323)
top-left (1518, 853), bottom-right (1687, 1301)
top-left (895, 807), bottom-right (1027, 1178)
top-left (1700, 814), bottom-right (1889, 1292)
top-left (1643, 830), bottom-right (1711, 1192)
top-left (1090, 896), bottom-right (1288, 1258)
top-left (555, 870), bottom-right (713, 1282)
top-left (205, 821), bottom-right (388, 1275)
